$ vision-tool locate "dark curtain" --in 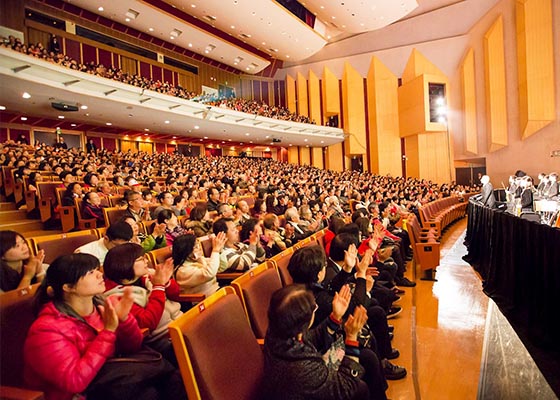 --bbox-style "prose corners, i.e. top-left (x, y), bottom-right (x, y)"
top-left (465, 199), bottom-right (560, 350)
